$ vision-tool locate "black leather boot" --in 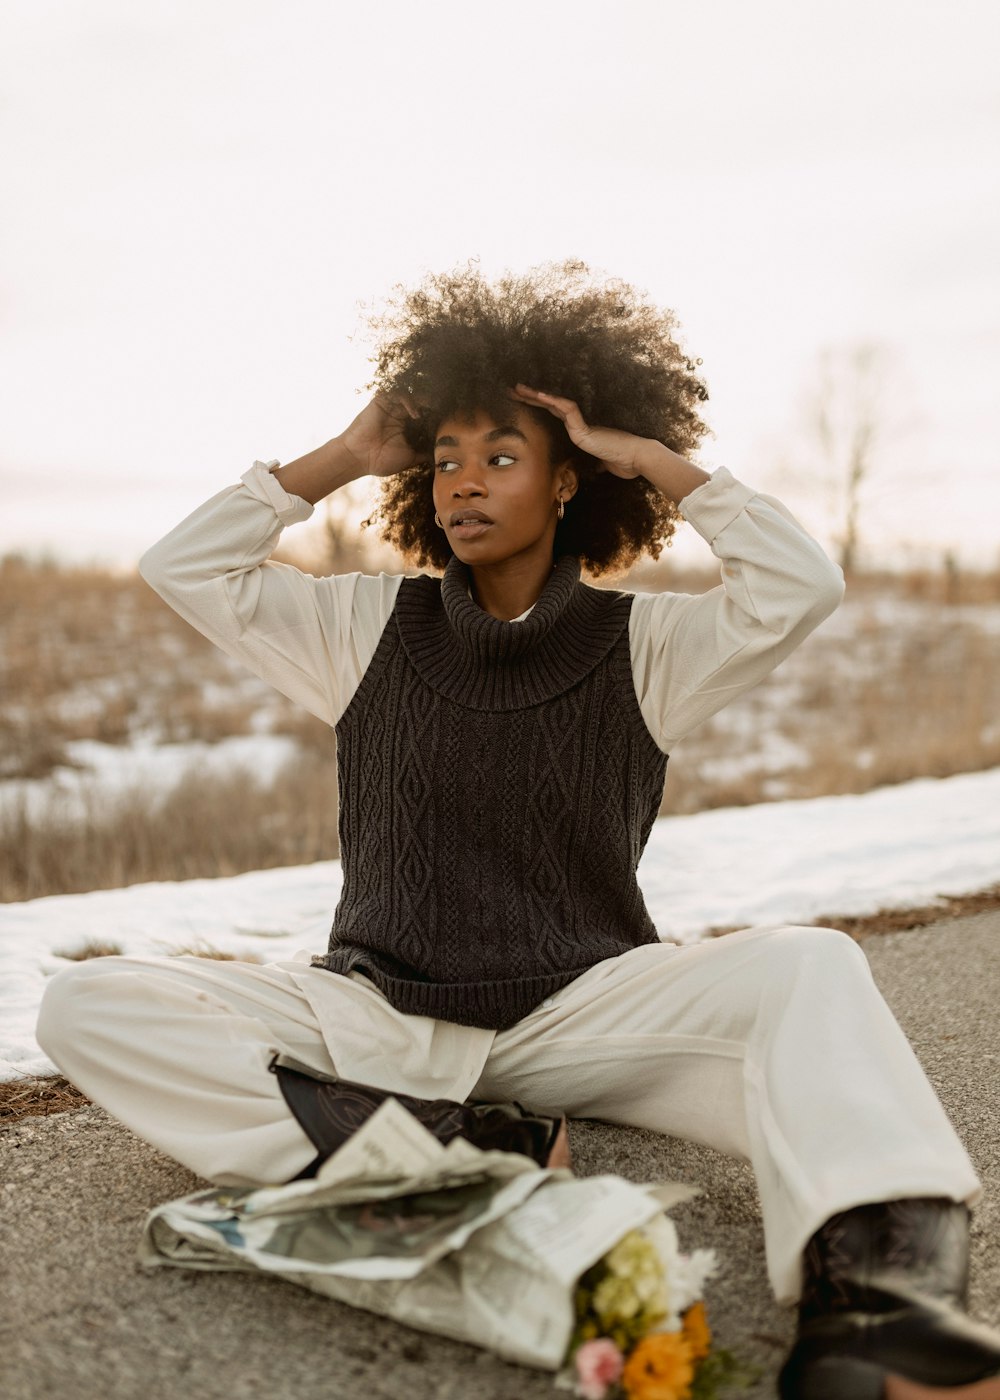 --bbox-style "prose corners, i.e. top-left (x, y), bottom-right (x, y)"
top-left (779, 1198), bottom-right (1000, 1398)
top-left (269, 1052), bottom-right (569, 1179)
